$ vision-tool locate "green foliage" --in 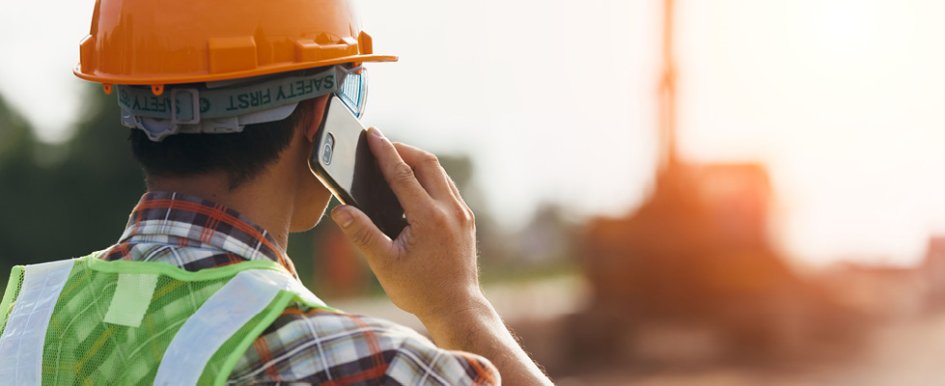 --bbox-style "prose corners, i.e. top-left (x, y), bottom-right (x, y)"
top-left (0, 87), bottom-right (144, 270)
